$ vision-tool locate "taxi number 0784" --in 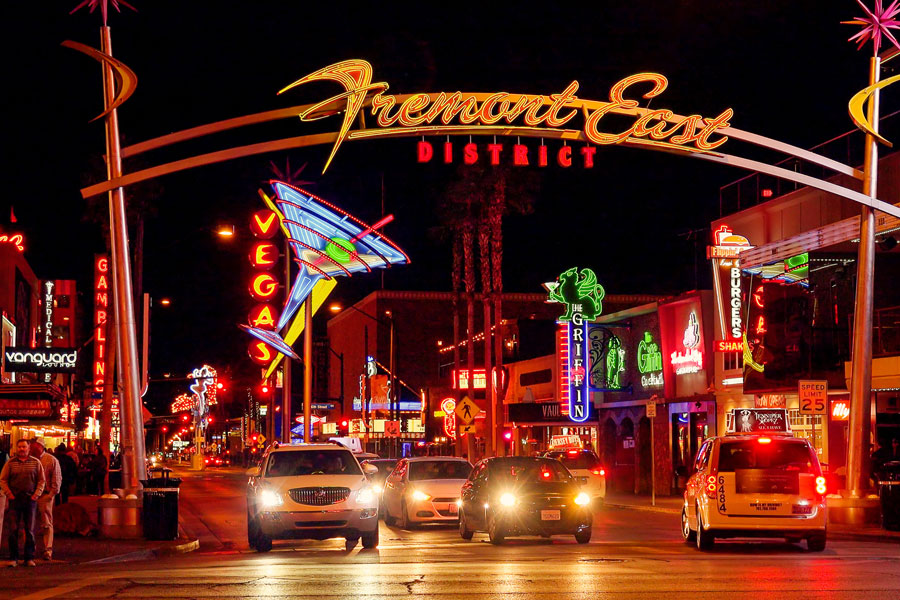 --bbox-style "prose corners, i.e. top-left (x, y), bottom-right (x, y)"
top-left (717, 475), bottom-right (727, 513)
